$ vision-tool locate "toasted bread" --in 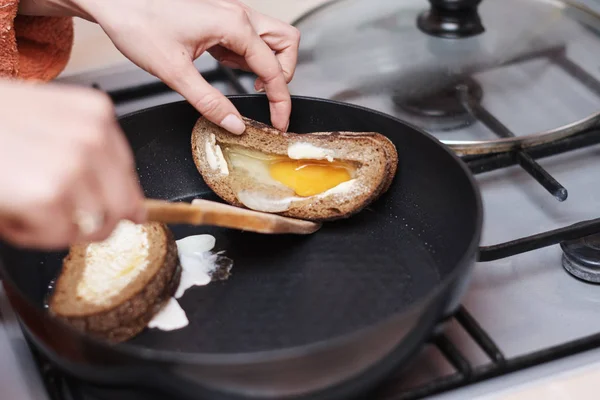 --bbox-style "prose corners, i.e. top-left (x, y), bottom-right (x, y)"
top-left (48, 221), bottom-right (180, 343)
top-left (191, 117), bottom-right (398, 221)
